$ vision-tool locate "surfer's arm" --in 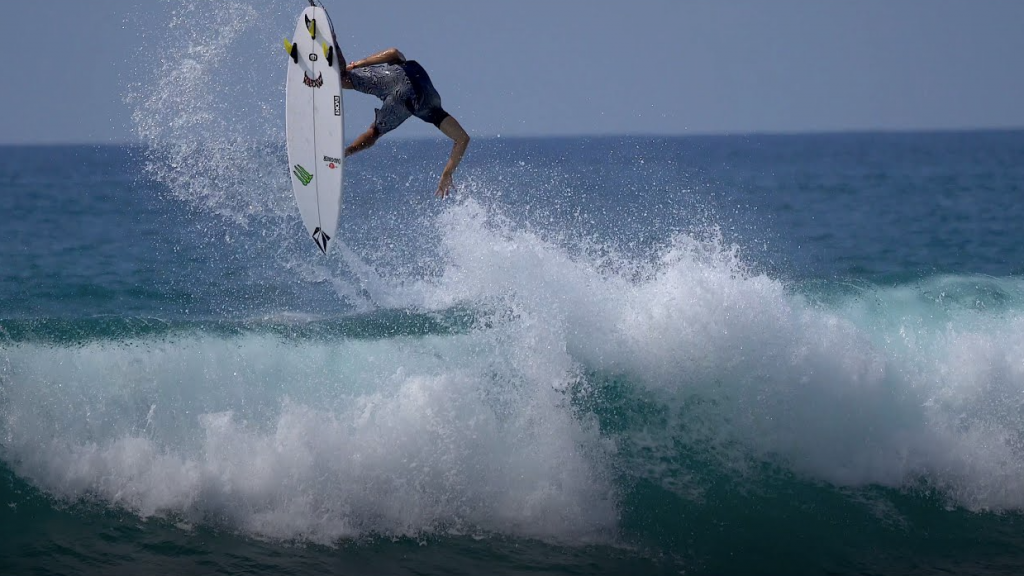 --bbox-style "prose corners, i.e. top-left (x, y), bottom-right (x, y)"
top-left (436, 116), bottom-right (470, 199)
top-left (345, 48), bottom-right (406, 71)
